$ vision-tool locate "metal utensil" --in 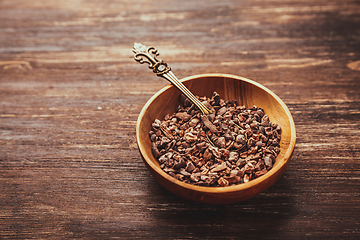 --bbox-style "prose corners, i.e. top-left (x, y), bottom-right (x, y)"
top-left (132, 43), bottom-right (212, 115)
